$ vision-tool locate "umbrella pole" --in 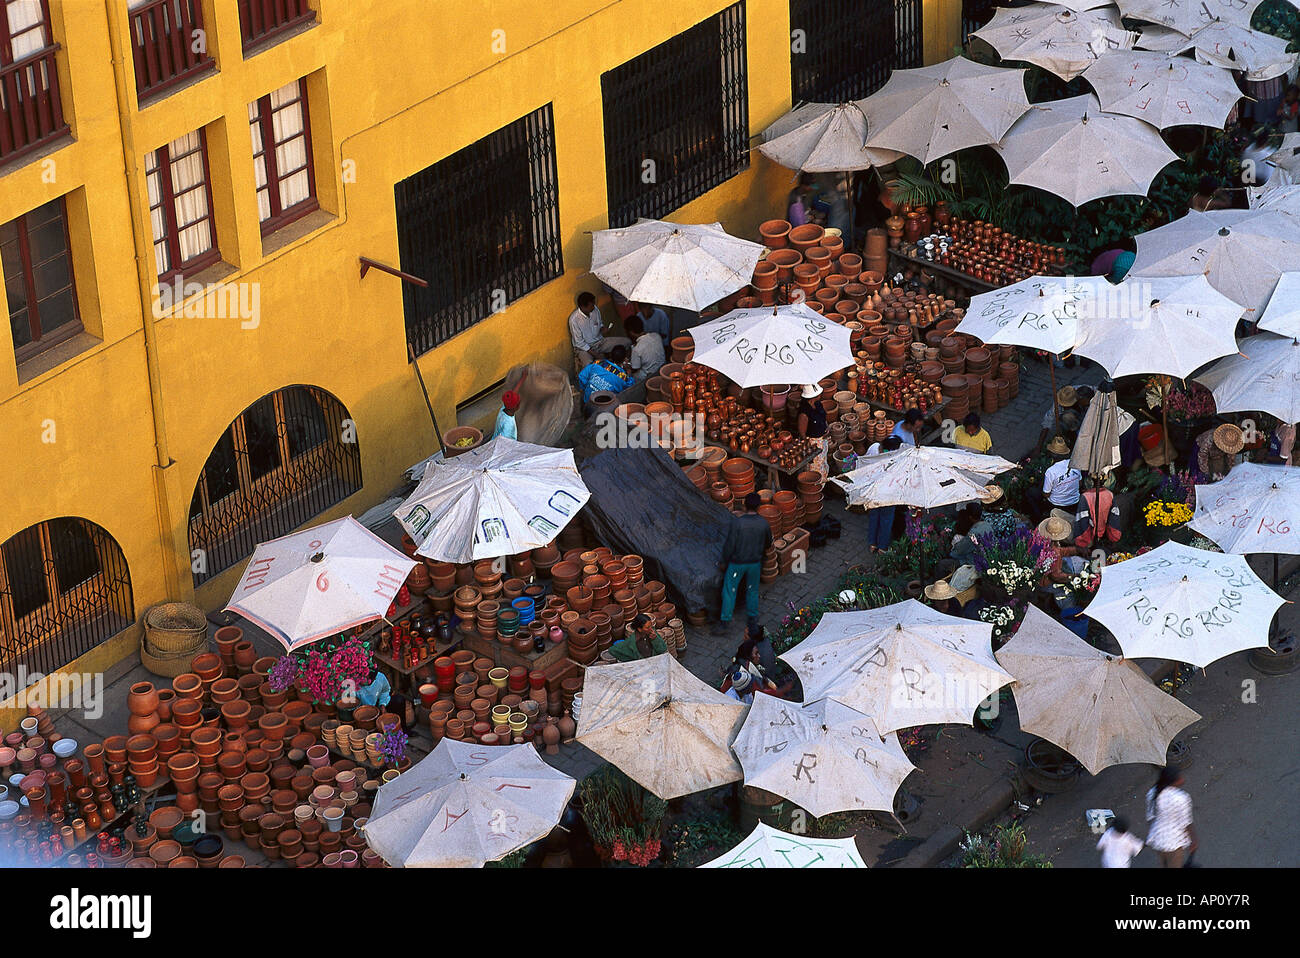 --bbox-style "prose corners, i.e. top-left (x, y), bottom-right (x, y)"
top-left (1049, 356), bottom-right (1060, 435)
top-left (1273, 554), bottom-right (1280, 642)
top-left (408, 343), bottom-right (445, 451)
